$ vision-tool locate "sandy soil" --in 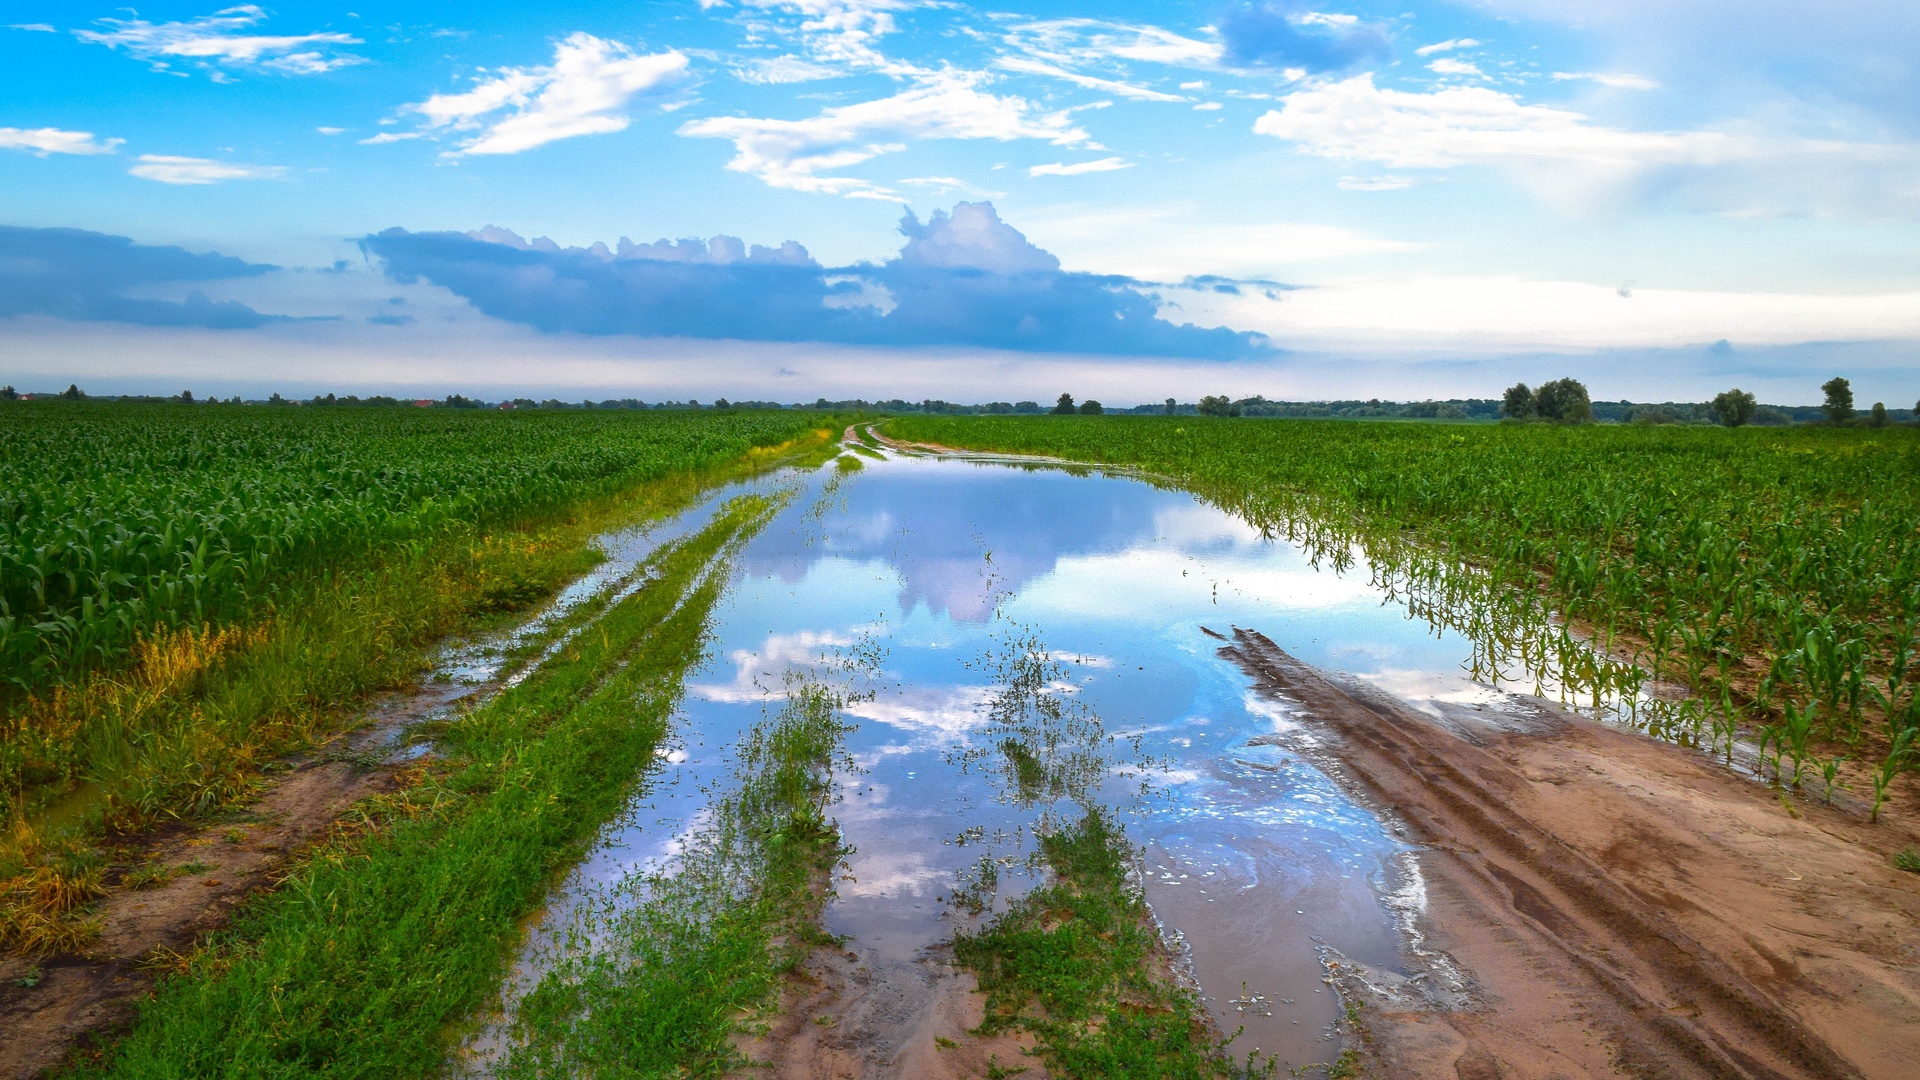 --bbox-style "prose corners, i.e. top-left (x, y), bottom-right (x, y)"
top-left (733, 941), bottom-right (1043, 1080)
top-left (1220, 628), bottom-right (1920, 1080)
top-left (0, 682), bottom-right (471, 1079)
